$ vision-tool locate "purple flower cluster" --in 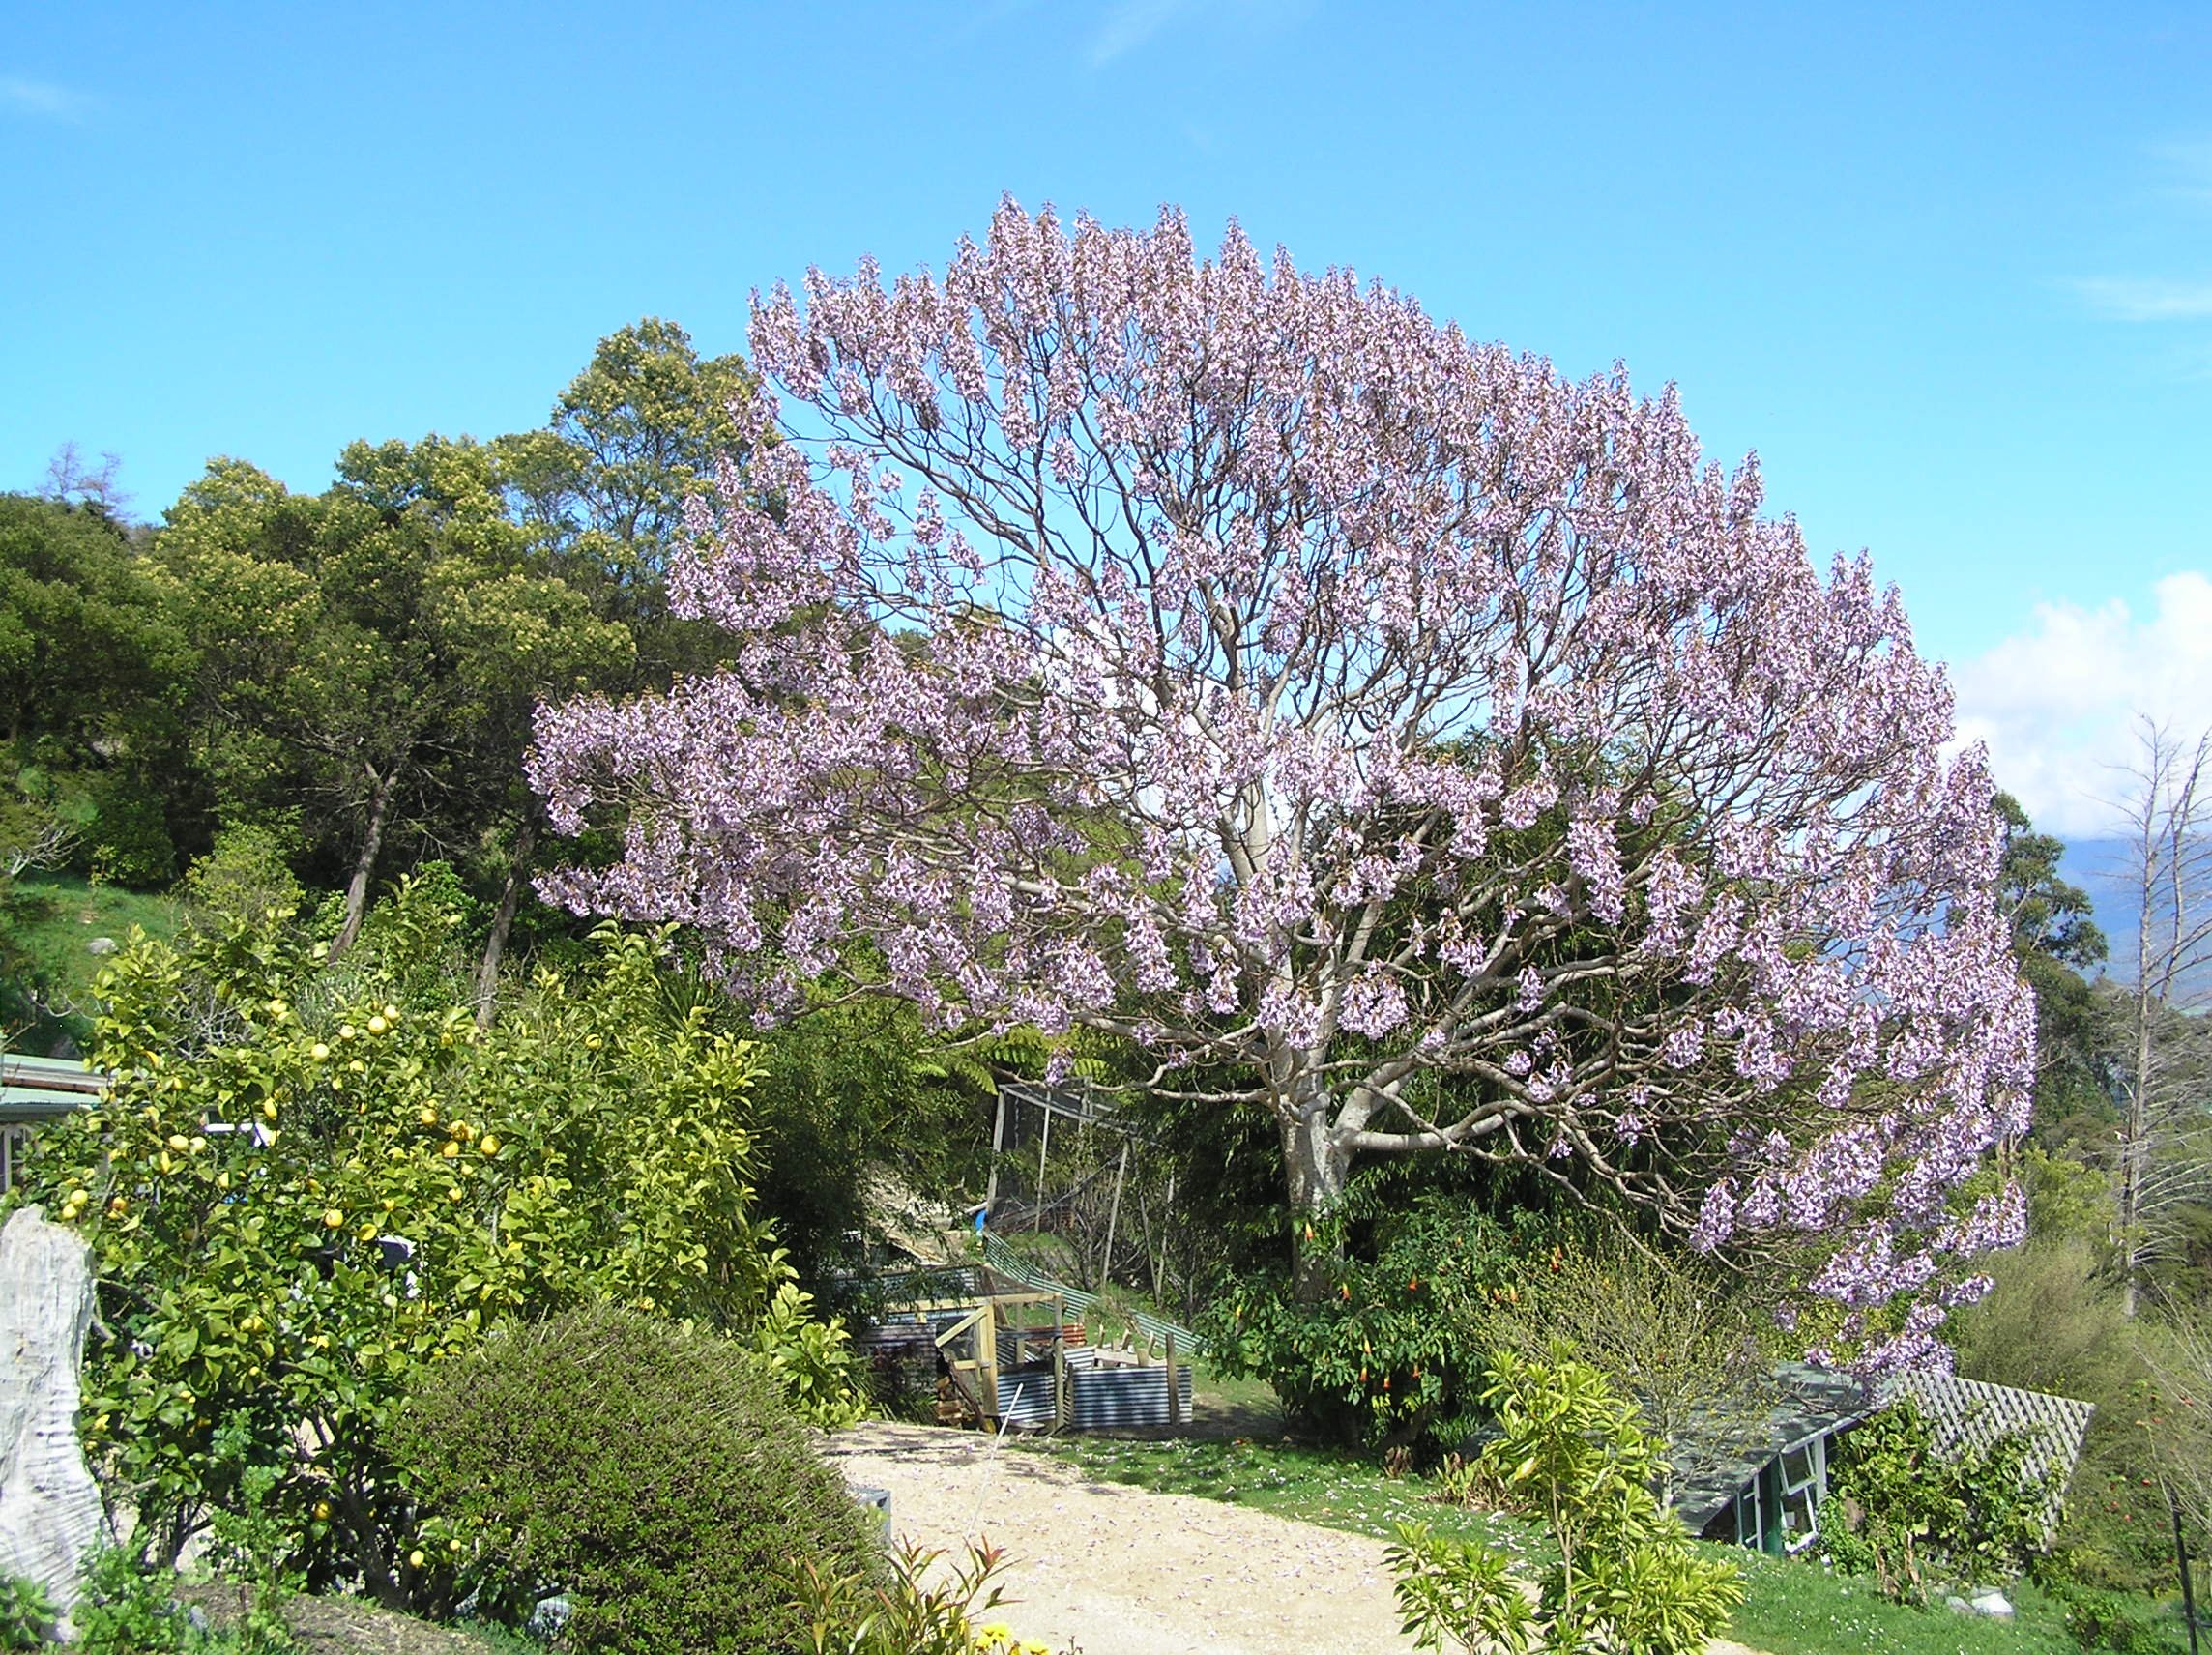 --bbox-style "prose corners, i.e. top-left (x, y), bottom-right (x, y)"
top-left (531, 200), bottom-right (2033, 1335)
